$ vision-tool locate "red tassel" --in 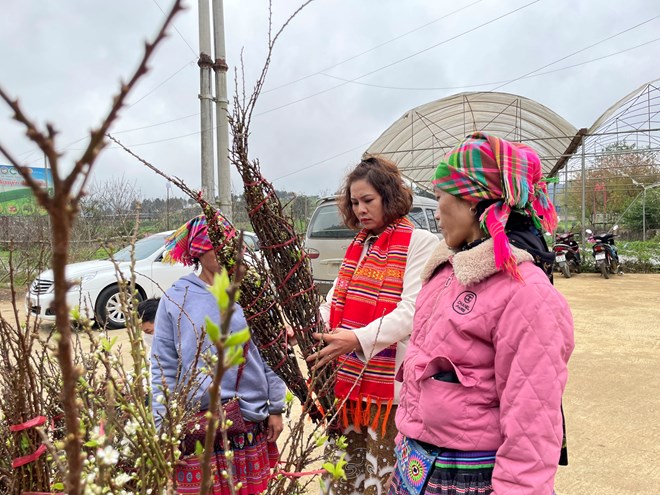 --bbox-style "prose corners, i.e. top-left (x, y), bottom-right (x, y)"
top-left (363, 396), bottom-right (372, 426)
top-left (371, 398), bottom-right (383, 432)
top-left (381, 399), bottom-right (394, 437)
